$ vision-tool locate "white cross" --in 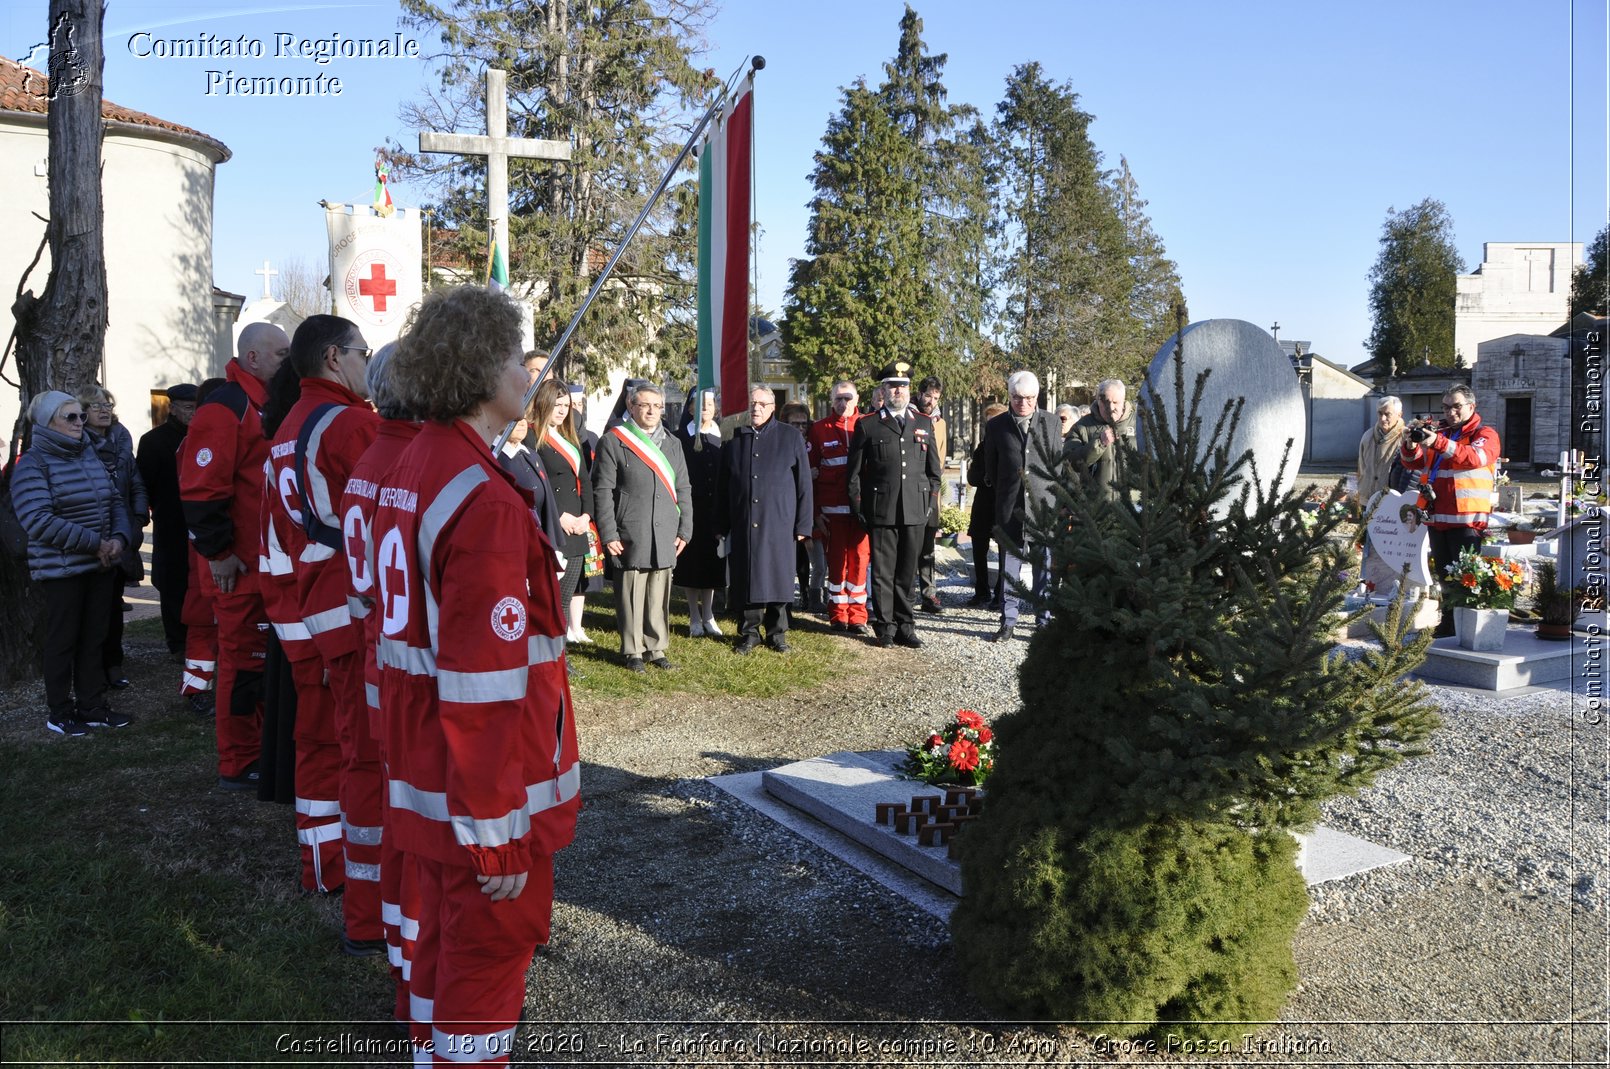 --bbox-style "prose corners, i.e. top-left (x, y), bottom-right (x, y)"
top-left (419, 68), bottom-right (572, 286)
top-left (255, 259), bottom-right (278, 300)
